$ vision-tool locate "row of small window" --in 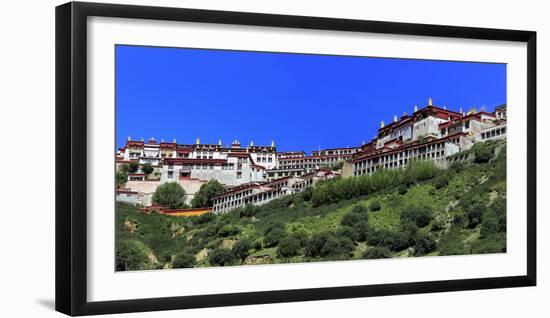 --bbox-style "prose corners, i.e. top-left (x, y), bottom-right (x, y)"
top-left (481, 127), bottom-right (506, 140)
top-left (255, 156), bottom-right (273, 163)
